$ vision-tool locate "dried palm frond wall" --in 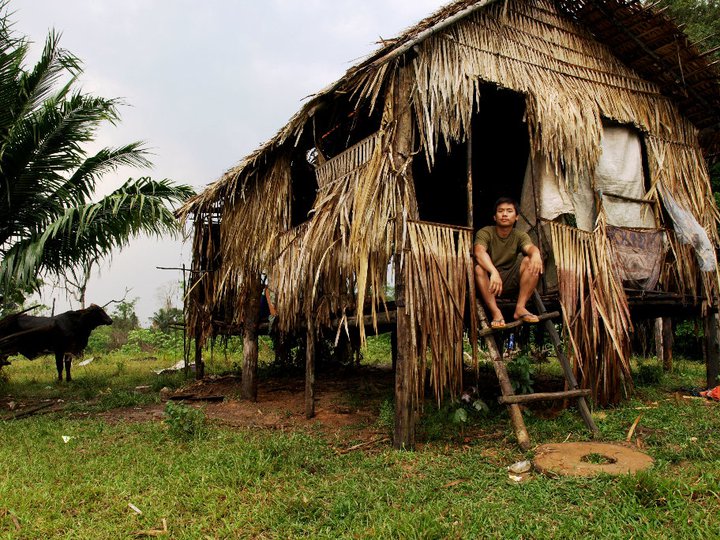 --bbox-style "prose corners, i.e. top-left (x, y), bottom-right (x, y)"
top-left (270, 131), bottom-right (395, 336)
top-left (549, 220), bottom-right (633, 404)
top-left (186, 157), bottom-right (291, 346)
top-left (183, 0), bottom-right (719, 404)
top-left (405, 221), bottom-right (477, 403)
